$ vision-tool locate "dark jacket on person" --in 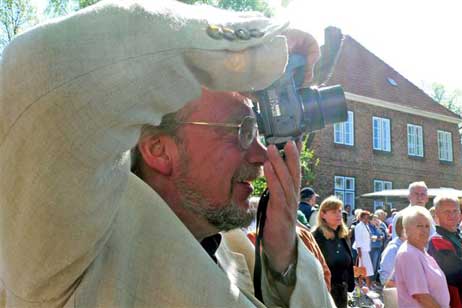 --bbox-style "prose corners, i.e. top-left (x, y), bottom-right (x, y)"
top-left (312, 227), bottom-right (355, 292)
top-left (428, 226), bottom-right (462, 308)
